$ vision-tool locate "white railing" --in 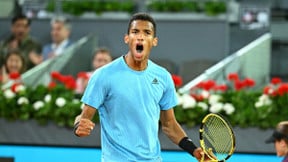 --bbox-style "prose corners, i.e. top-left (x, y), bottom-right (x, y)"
top-left (179, 33), bottom-right (271, 94)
